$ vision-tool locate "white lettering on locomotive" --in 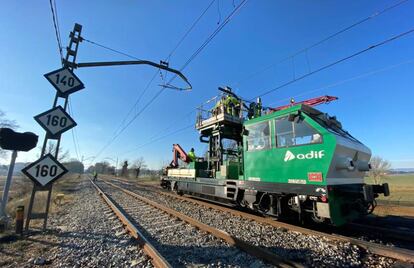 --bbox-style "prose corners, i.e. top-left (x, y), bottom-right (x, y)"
top-left (284, 150), bottom-right (325, 162)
